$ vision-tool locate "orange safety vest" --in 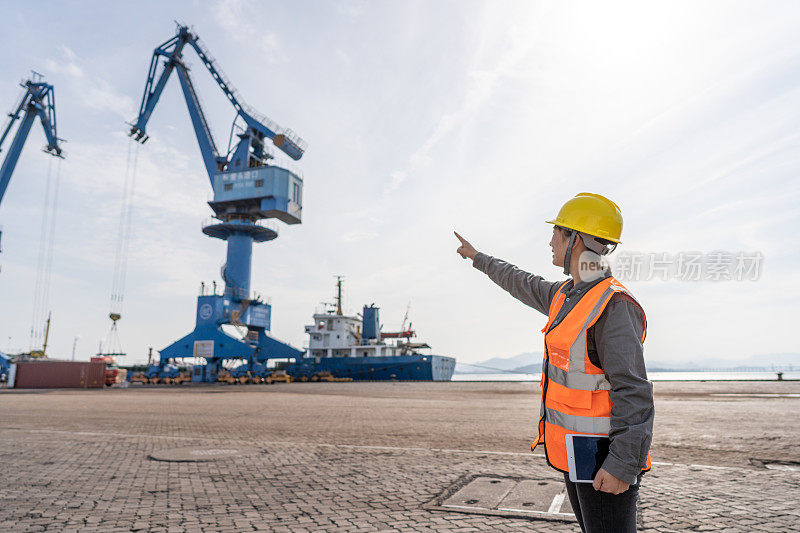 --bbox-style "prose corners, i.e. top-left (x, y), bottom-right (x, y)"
top-left (532, 276), bottom-right (651, 475)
